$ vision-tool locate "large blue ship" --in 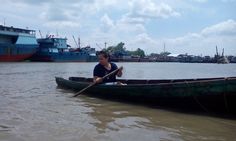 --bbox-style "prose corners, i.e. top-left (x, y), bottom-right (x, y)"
top-left (30, 37), bottom-right (97, 62)
top-left (0, 25), bottom-right (38, 61)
